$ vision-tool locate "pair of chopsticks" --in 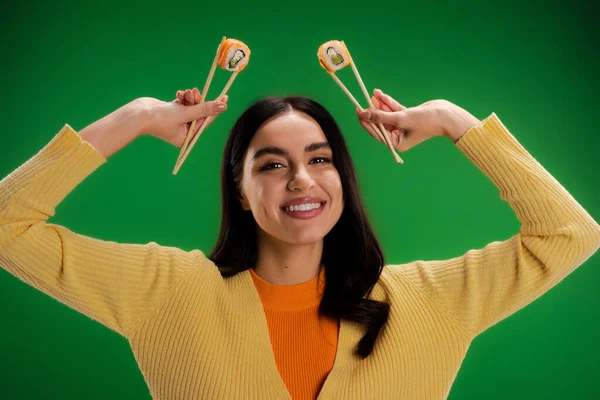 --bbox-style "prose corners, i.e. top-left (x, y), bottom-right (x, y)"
top-left (319, 41), bottom-right (404, 164)
top-left (173, 37), bottom-right (241, 175)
